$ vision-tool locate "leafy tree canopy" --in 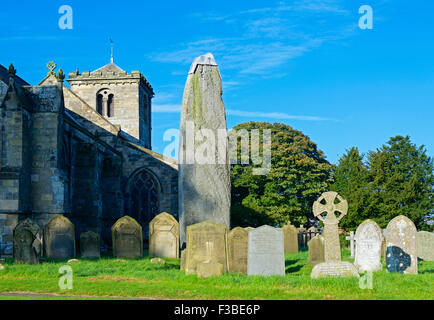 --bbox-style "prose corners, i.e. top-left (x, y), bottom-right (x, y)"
top-left (230, 122), bottom-right (334, 228)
